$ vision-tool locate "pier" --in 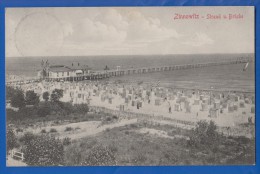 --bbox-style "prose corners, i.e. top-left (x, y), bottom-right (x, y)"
top-left (6, 57), bottom-right (252, 84)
